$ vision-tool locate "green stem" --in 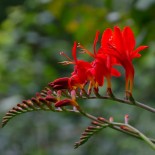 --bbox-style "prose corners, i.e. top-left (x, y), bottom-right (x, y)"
top-left (77, 109), bottom-right (155, 149)
top-left (82, 96), bottom-right (155, 114)
top-left (138, 131), bottom-right (155, 150)
top-left (129, 124), bottom-right (155, 149)
top-left (111, 122), bottom-right (155, 150)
